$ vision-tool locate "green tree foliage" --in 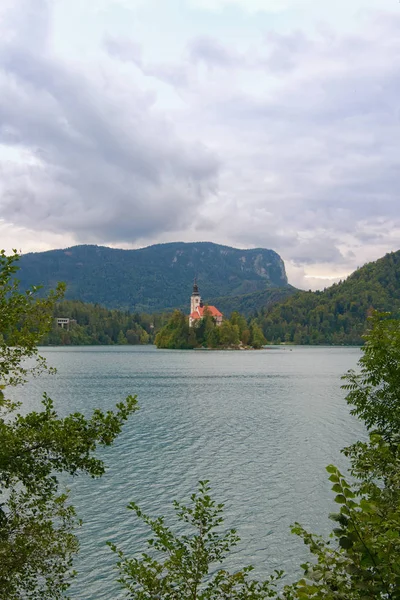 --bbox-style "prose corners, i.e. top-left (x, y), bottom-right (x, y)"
top-left (0, 250), bottom-right (65, 386)
top-left (155, 310), bottom-right (196, 349)
top-left (0, 252), bottom-right (138, 599)
top-left (218, 320), bottom-right (239, 347)
top-left (41, 299), bottom-right (164, 346)
top-left (110, 481), bottom-right (283, 599)
top-left (286, 312), bottom-right (400, 599)
top-left (250, 320), bottom-right (266, 349)
top-left (344, 312), bottom-right (400, 436)
top-left (155, 309), bottom-right (264, 349)
top-left (258, 250), bottom-right (400, 345)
